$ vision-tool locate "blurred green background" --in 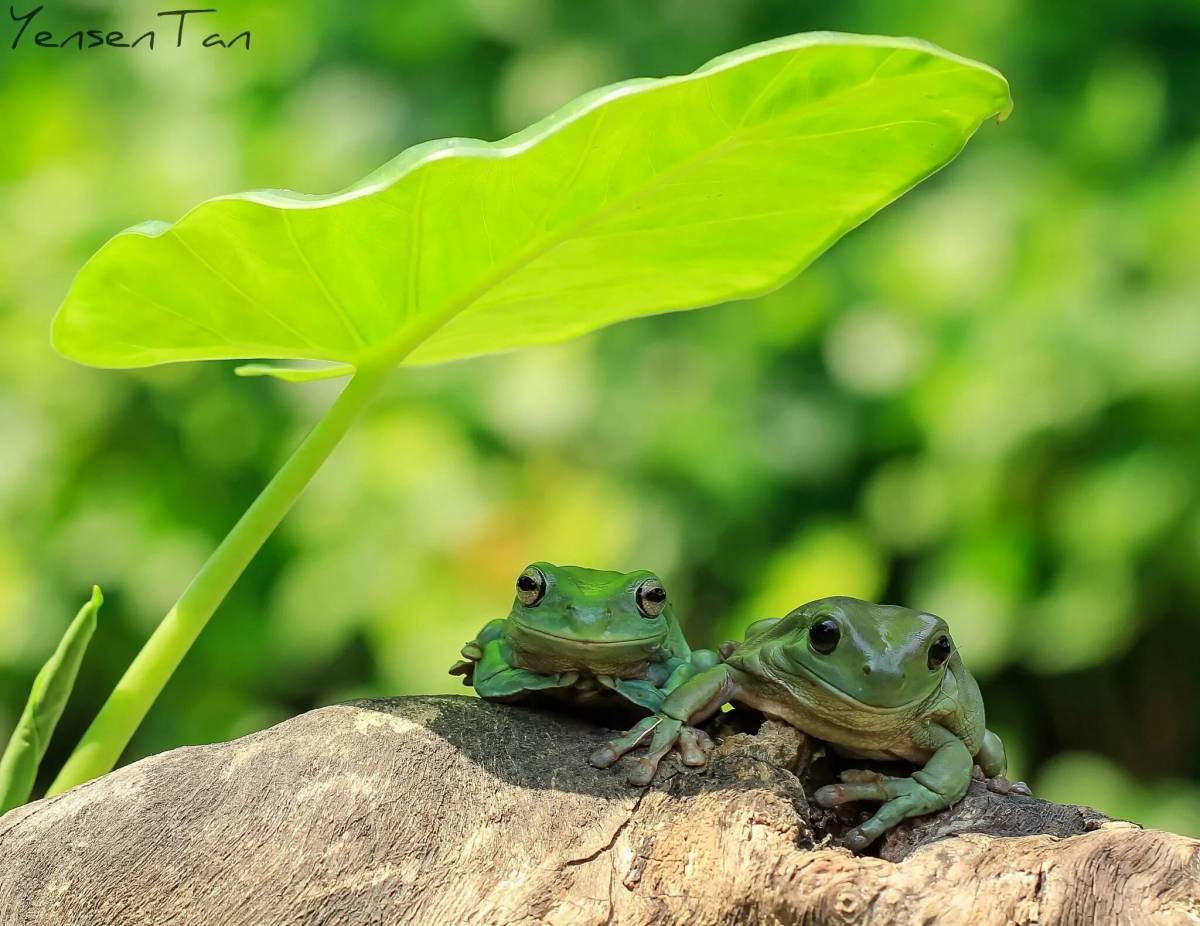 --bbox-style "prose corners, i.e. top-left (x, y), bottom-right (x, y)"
top-left (1, 1), bottom-right (1198, 835)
